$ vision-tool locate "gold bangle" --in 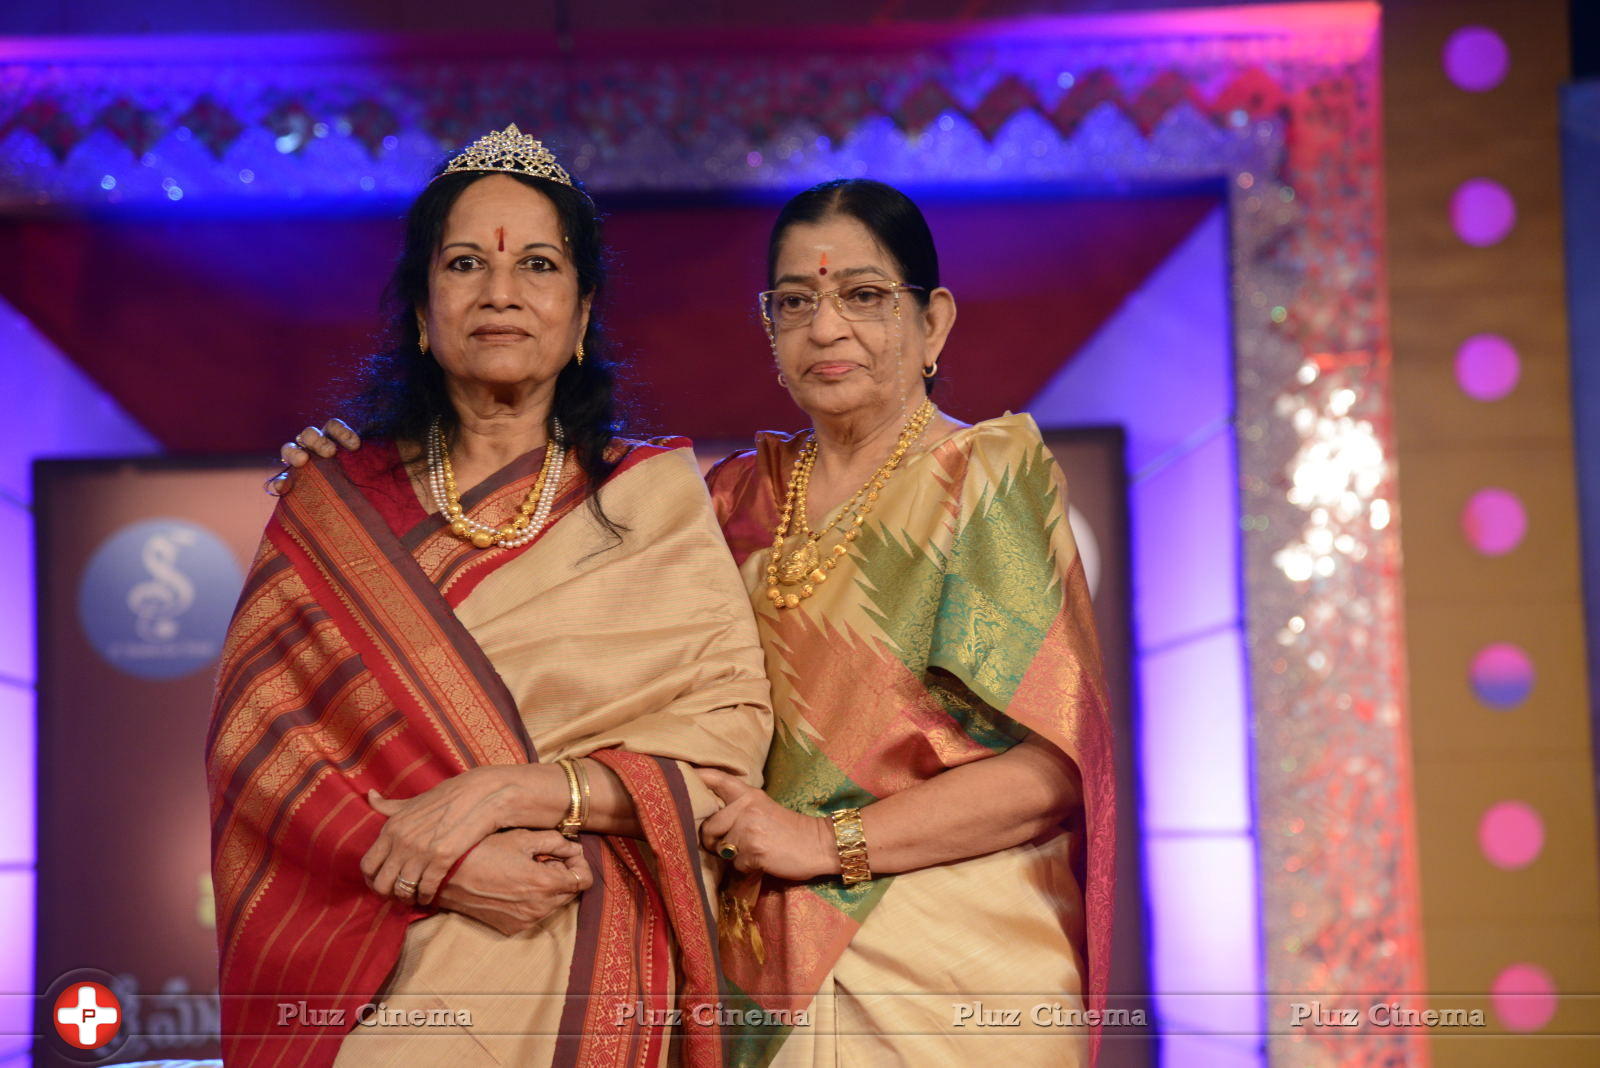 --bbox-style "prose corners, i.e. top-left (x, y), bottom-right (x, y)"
top-left (830, 808), bottom-right (871, 886)
top-left (557, 758), bottom-right (584, 840)
top-left (573, 757), bottom-right (591, 828)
